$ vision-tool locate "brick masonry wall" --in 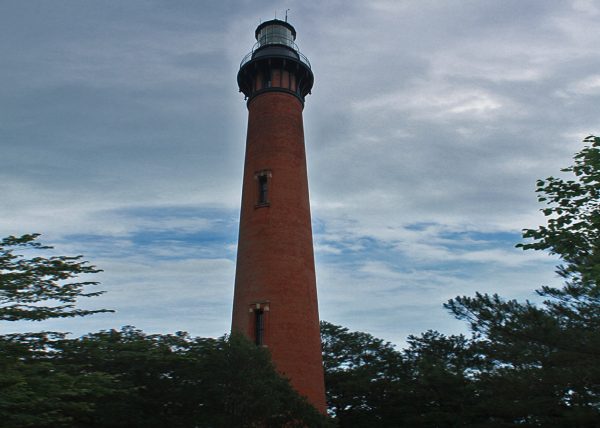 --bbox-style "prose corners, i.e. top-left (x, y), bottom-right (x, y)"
top-left (232, 90), bottom-right (326, 412)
